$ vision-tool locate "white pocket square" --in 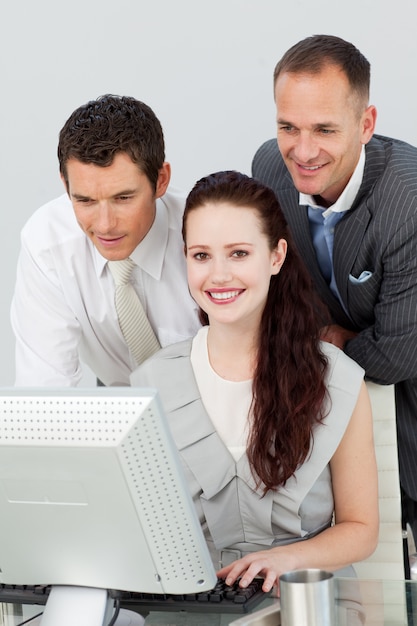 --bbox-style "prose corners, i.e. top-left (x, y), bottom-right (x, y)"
top-left (349, 270), bottom-right (373, 284)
